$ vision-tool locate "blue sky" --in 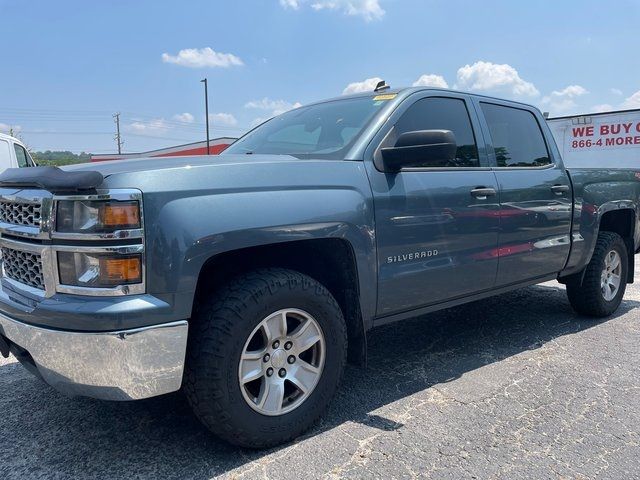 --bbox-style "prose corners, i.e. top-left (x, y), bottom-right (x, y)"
top-left (0, 0), bottom-right (638, 153)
